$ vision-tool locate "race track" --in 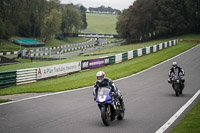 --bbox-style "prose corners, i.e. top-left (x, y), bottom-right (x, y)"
top-left (53, 38), bottom-right (108, 58)
top-left (0, 45), bottom-right (200, 133)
